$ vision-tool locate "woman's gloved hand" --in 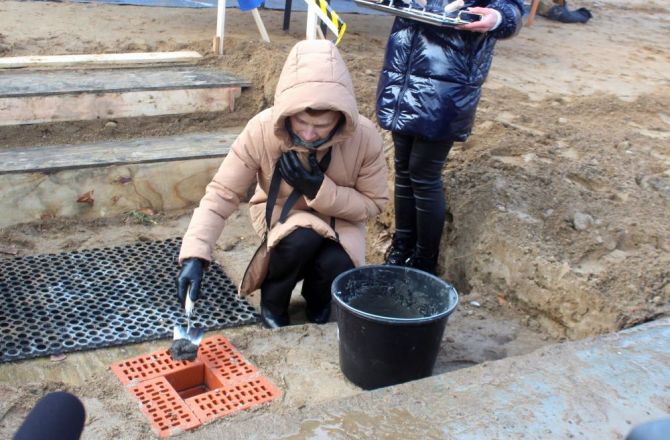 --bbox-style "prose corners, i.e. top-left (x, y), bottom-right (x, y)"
top-left (278, 151), bottom-right (324, 199)
top-left (176, 258), bottom-right (205, 306)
